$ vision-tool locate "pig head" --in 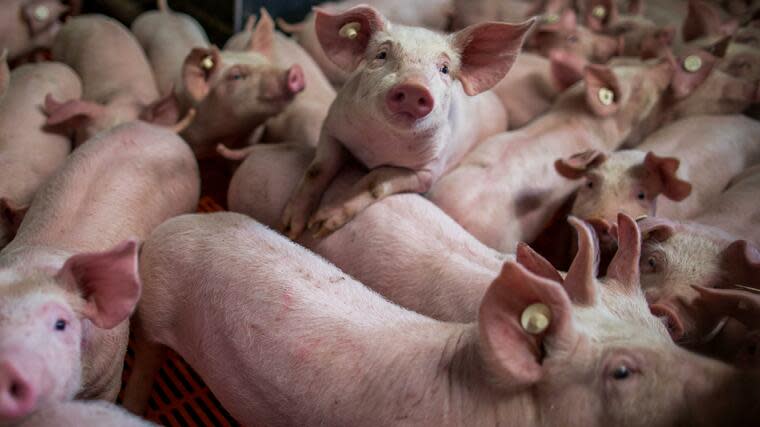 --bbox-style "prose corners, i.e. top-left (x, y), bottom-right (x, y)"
top-left (2, 0), bottom-right (71, 63)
